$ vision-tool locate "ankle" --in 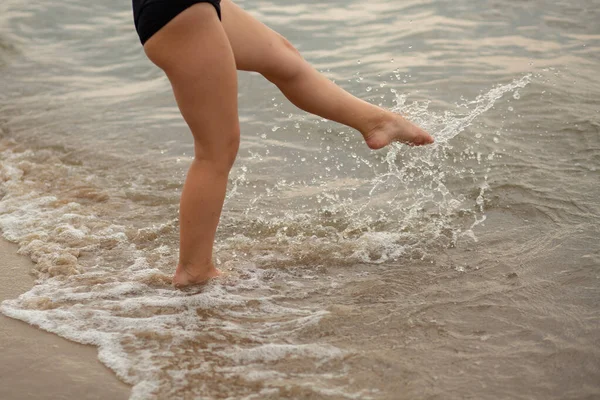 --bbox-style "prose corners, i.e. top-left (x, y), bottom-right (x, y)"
top-left (178, 261), bottom-right (216, 277)
top-left (173, 262), bottom-right (221, 288)
top-left (362, 110), bottom-right (393, 139)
